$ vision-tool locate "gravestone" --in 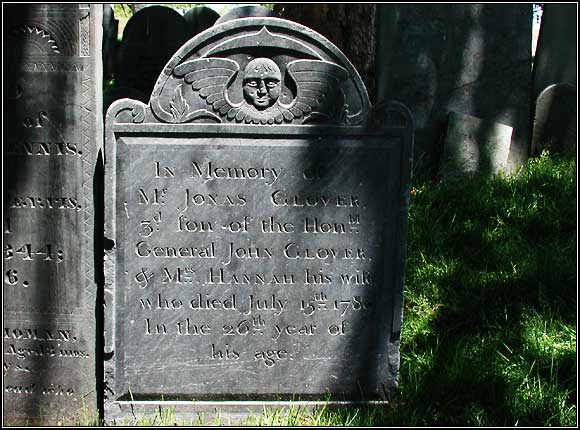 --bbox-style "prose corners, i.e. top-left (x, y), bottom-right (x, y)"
top-left (104, 17), bottom-right (413, 422)
top-left (182, 6), bottom-right (219, 38)
top-left (532, 83), bottom-right (577, 157)
top-left (376, 4), bottom-right (532, 176)
top-left (440, 111), bottom-right (513, 177)
top-left (214, 5), bottom-right (280, 25)
top-left (102, 4), bottom-right (118, 80)
top-left (115, 6), bottom-right (190, 97)
top-left (532, 3), bottom-right (577, 101)
top-left (3, 4), bottom-right (102, 425)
